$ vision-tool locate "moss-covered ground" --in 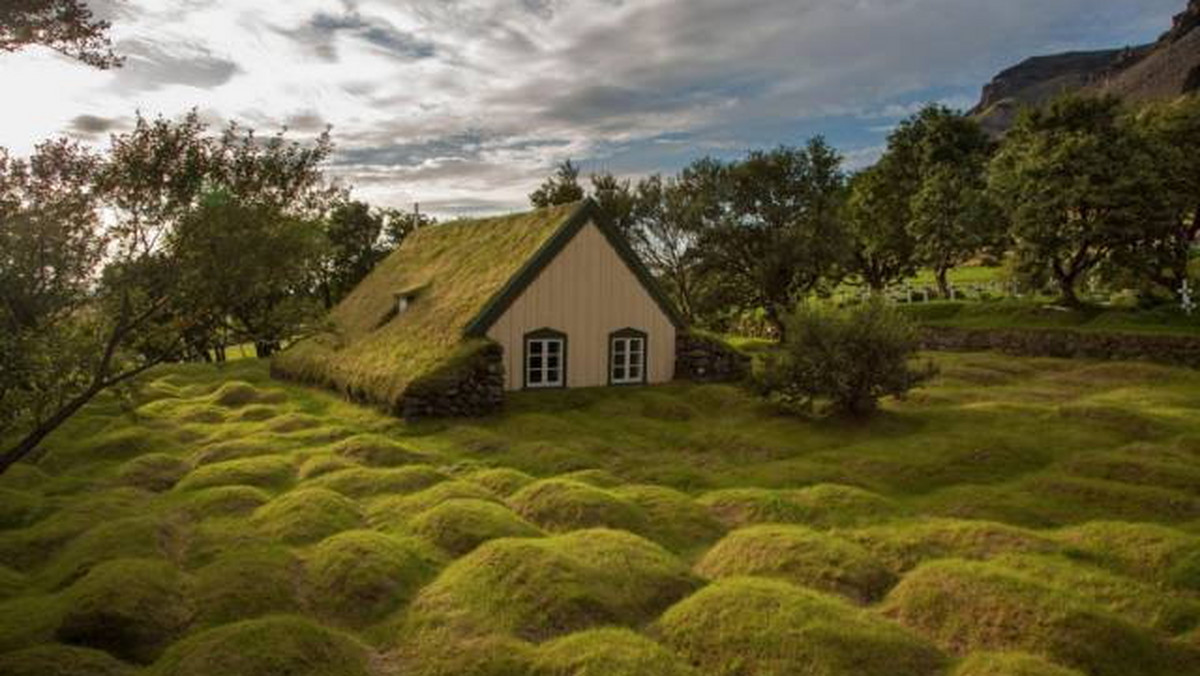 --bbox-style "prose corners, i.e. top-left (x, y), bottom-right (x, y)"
top-left (2, 351), bottom-right (1200, 675)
